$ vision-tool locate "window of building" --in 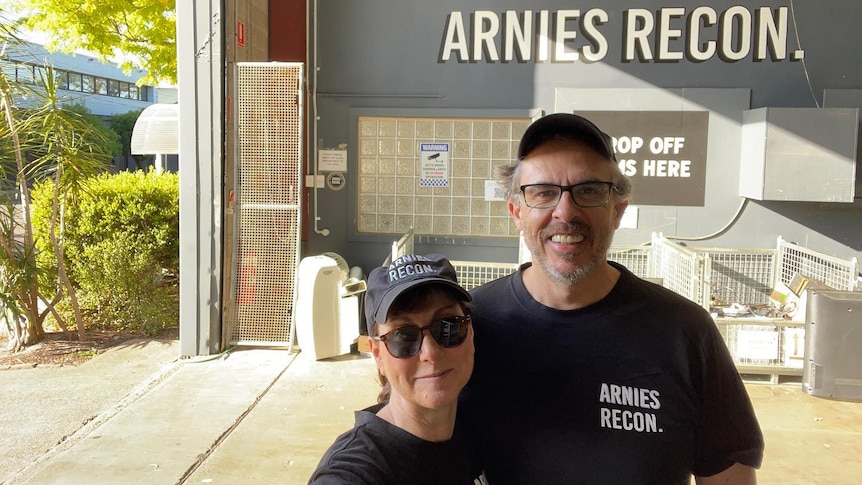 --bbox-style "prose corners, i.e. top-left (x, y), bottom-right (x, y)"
top-left (33, 66), bottom-right (48, 85)
top-left (355, 115), bottom-right (527, 237)
top-left (95, 77), bottom-right (108, 95)
top-left (16, 64), bottom-right (35, 84)
top-left (1, 60), bottom-right (17, 81)
top-left (68, 72), bottom-right (83, 91)
top-left (5, 60), bottom-right (153, 101)
top-left (56, 71), bottom-right (69, 90)
top-left (82, 75), bottom-right (95, 94)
